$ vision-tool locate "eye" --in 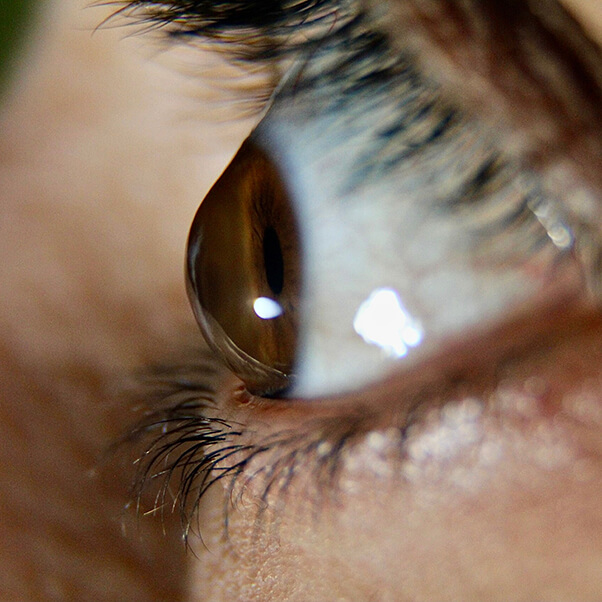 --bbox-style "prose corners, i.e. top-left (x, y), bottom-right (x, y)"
top-left (188, 103), bottom-right (586, 401)
top-left (185, 4), bottom-right (598, 401)
top-left (186, 139), bottom-right (301, 396)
